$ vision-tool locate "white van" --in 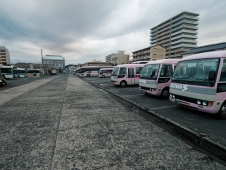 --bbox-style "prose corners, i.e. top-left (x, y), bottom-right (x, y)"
top-left (99, 68), bottom-right (114, 78)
